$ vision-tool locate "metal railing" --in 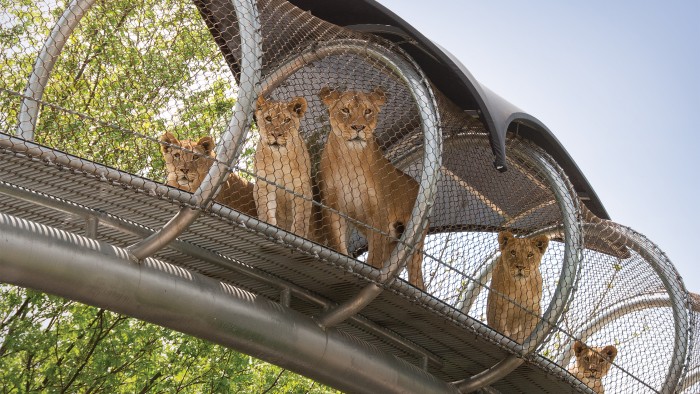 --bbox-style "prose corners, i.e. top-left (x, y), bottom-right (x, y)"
top-left (0, 0), bottom-right (694, 392)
